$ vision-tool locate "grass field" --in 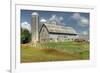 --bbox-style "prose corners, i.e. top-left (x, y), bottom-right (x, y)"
top-left (21, 41), bottom-right (89, 63)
